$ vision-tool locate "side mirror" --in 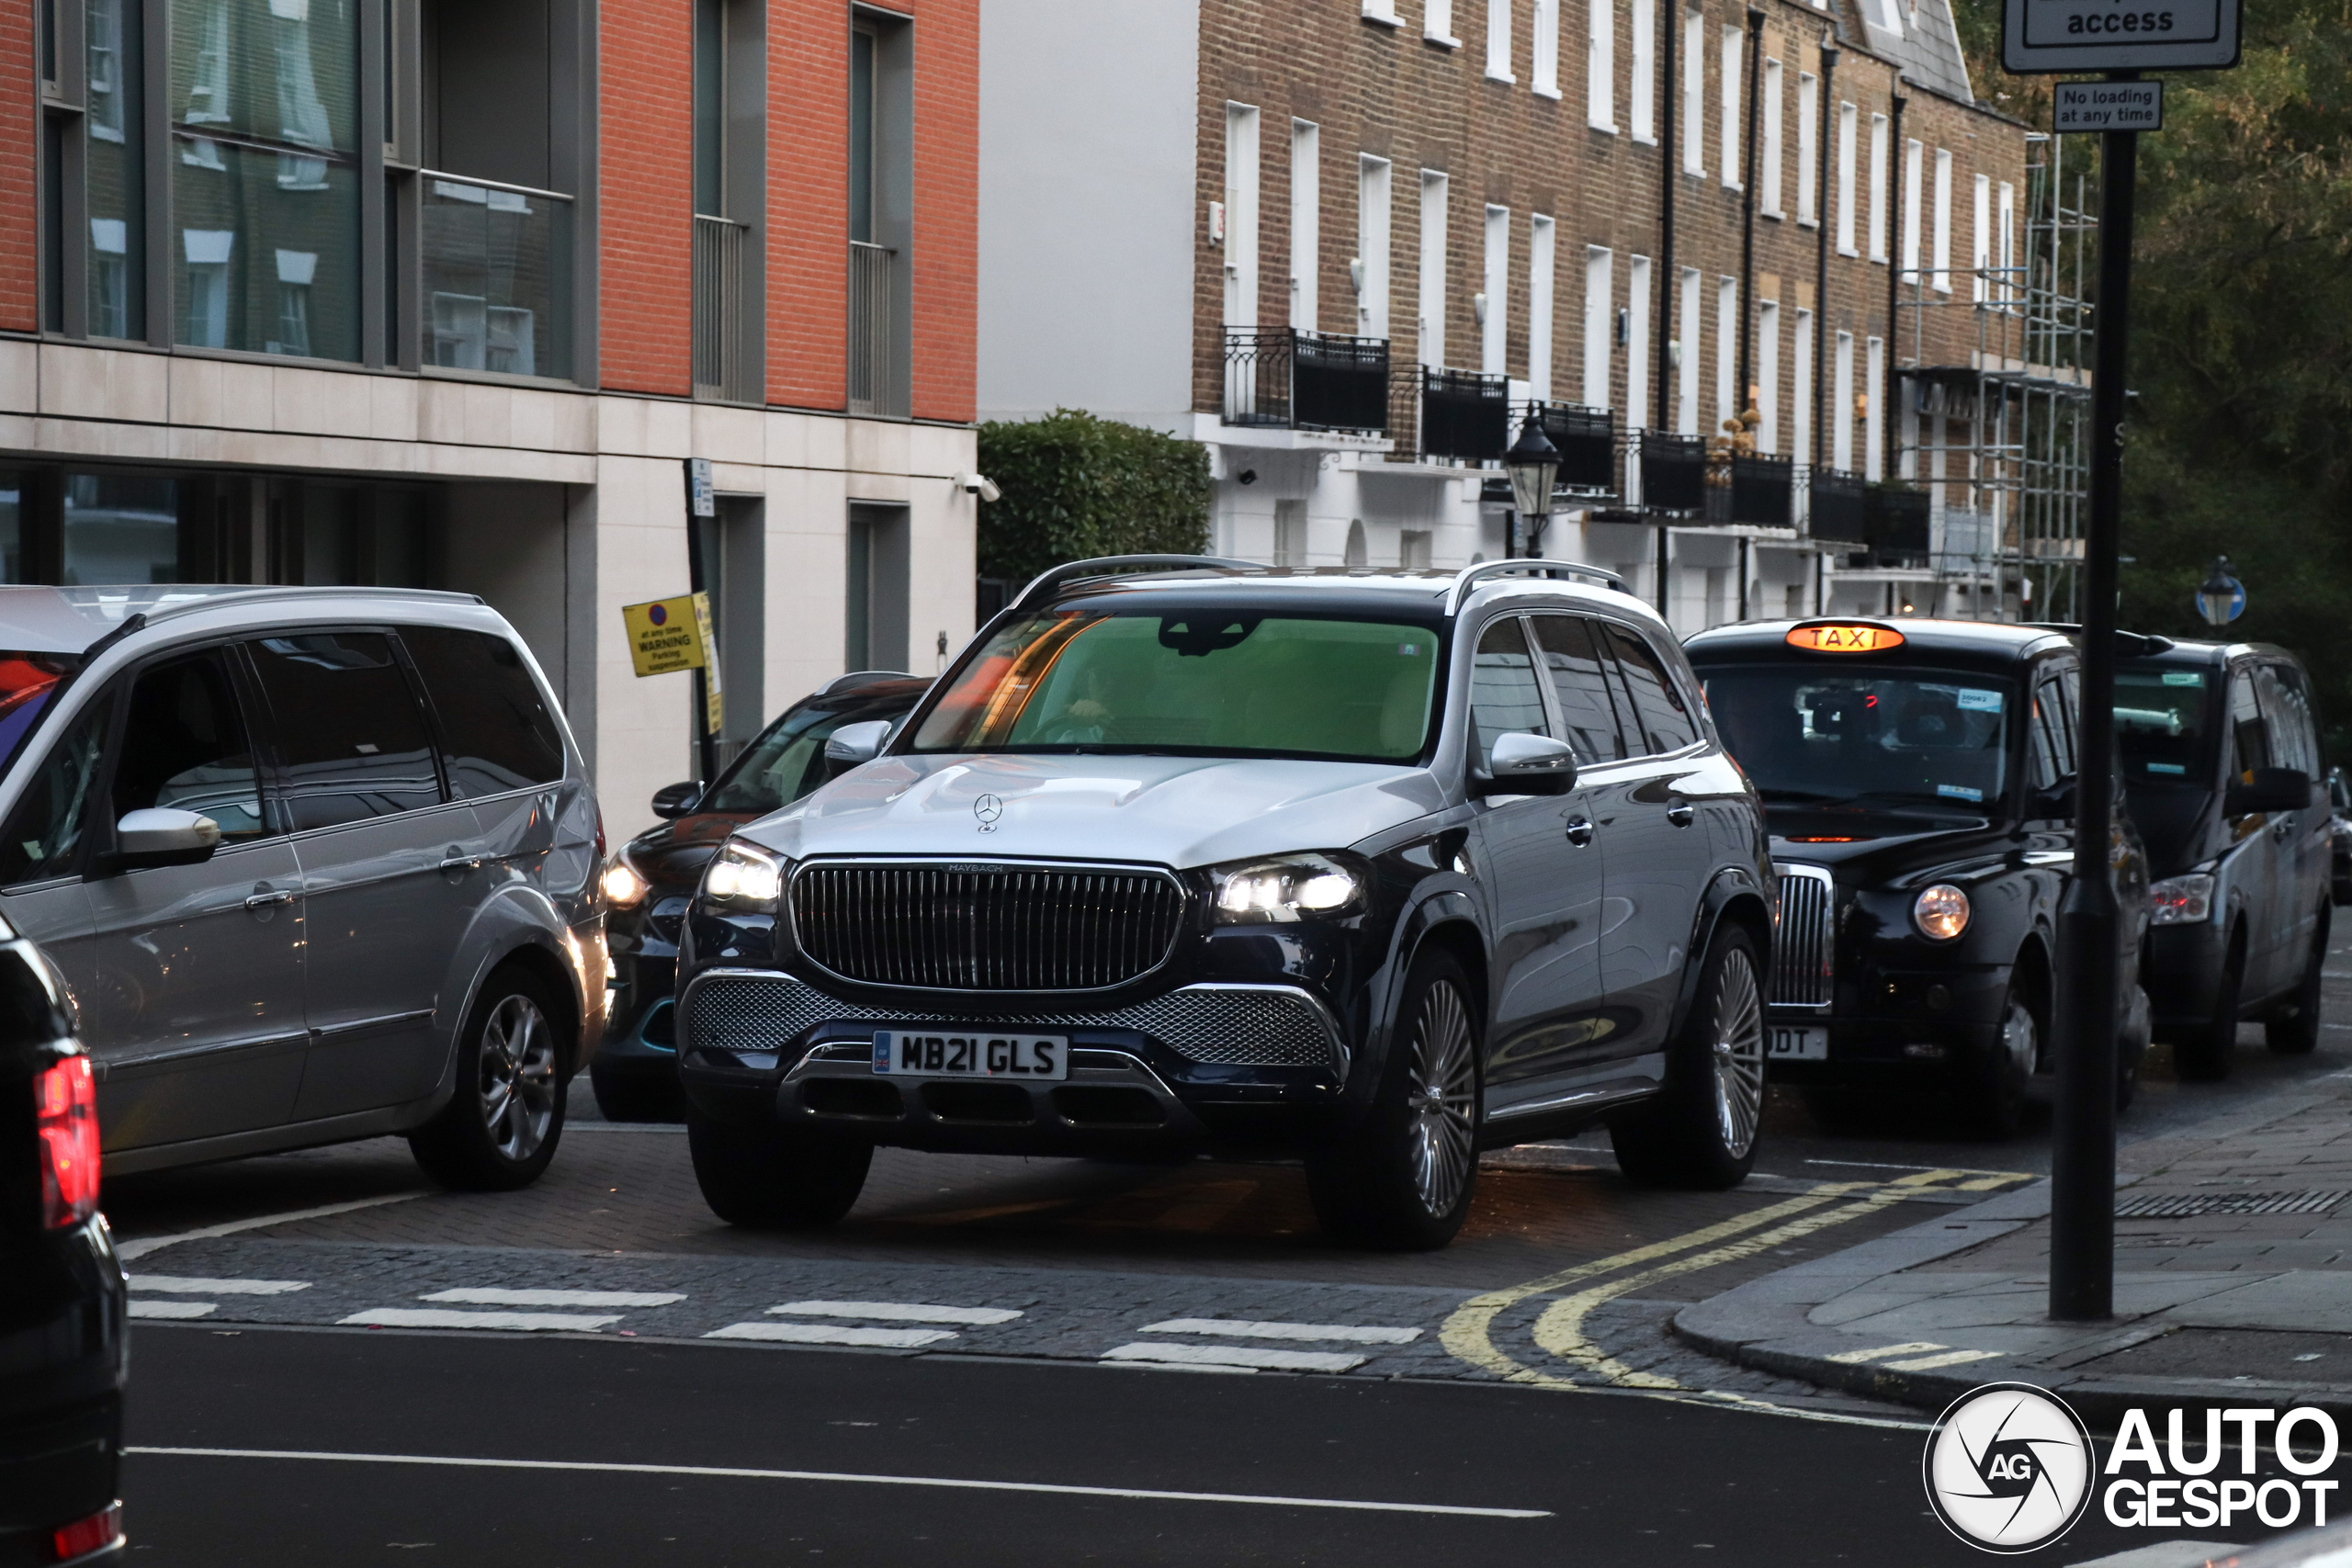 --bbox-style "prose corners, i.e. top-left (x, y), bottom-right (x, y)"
top-left (824, 719), bottom-right (892, 767)
top-left (2226, 767), bottom-right (2313, 818)
top-left (650, 781), bottom-right (703, 819)
top-left (1478, 732), bottom-right (1578, 797)
top-left (105, 808), bottom-right (221, 874)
